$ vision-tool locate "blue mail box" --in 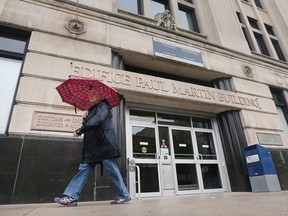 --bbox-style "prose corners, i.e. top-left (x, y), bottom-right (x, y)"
top-left (243, 144), bottom-right (276, 176)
